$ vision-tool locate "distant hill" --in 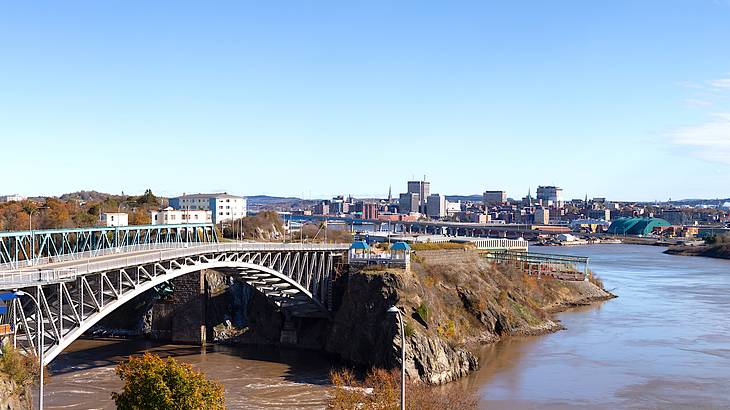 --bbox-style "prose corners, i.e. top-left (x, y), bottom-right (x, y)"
top-left (60, 190), bottom-right (118, 201)
top-left (445, 194), bottom-right (482, 202)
